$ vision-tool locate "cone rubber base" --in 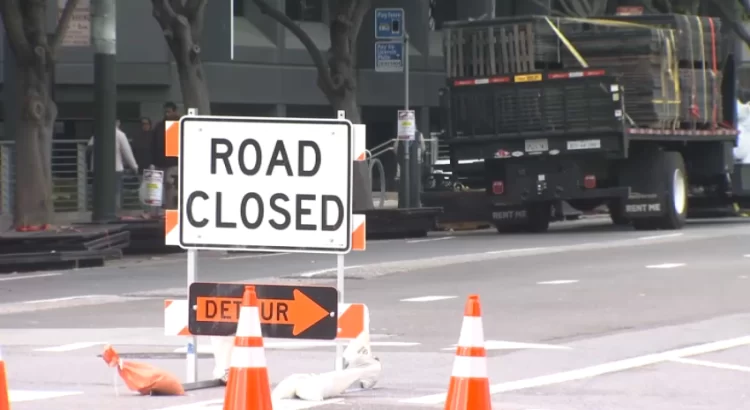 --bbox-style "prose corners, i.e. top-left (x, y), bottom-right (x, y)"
top-left (223, 367), bottom-right (273, 410)
top-left (445, 376), bottom-right (491, 410)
